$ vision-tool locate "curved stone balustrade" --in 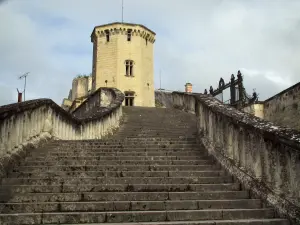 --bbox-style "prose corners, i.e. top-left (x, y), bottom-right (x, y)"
top-left (0, 87), bottom-right (124, 180)
top-left (156, 90), bottom-right (300, 224)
